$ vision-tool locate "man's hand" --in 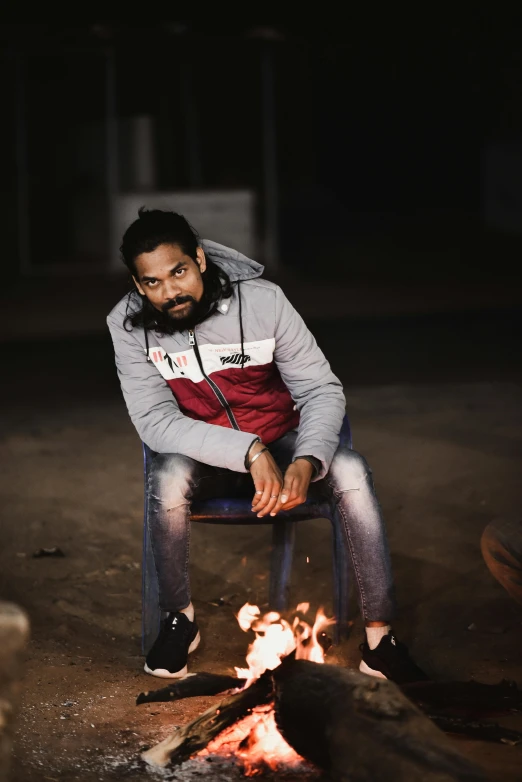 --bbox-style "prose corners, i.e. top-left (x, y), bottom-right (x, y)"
top-left (269, 459), bottom-right (314, 517)
top-left (249, 442), bottom-right (284, 518)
